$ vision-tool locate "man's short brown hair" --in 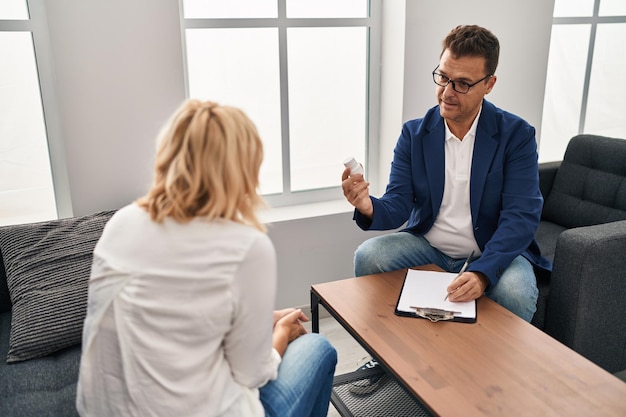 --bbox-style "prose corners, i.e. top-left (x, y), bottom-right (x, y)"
top-left (442, 25), bottom-right (499, 76)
